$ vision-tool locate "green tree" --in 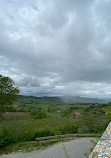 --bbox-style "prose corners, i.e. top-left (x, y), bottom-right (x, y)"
top-left (0, 74), bottom-right (20, 112)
